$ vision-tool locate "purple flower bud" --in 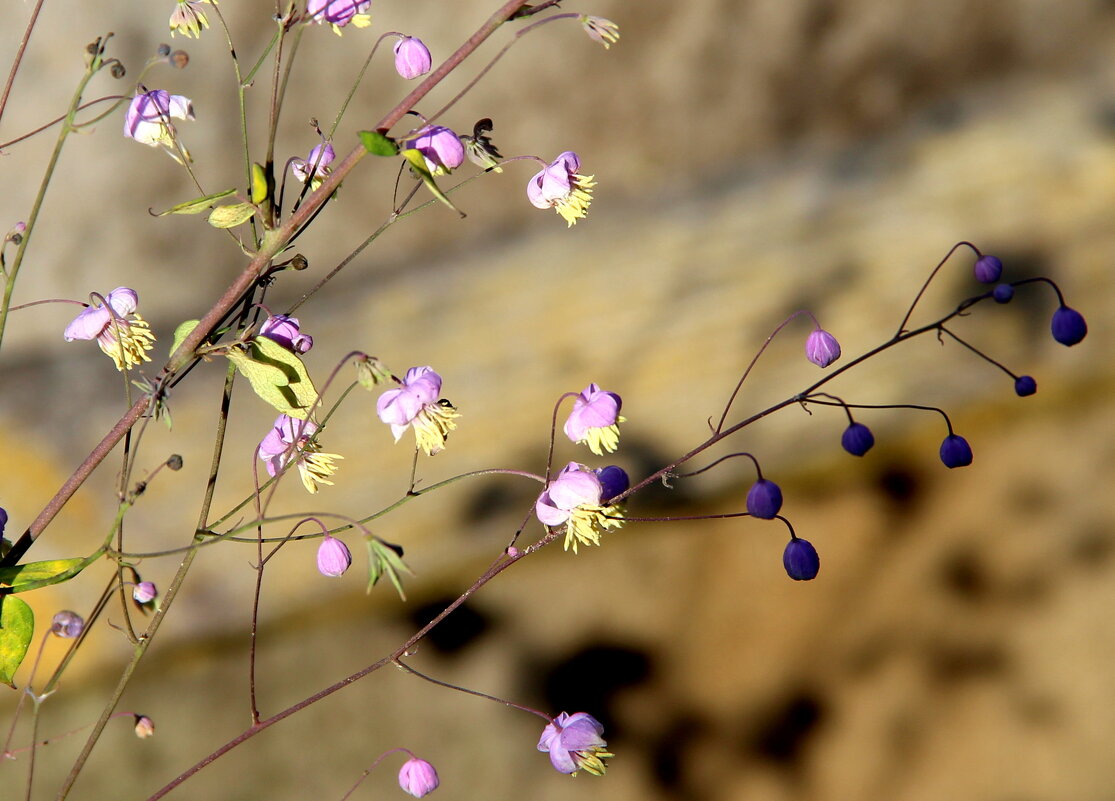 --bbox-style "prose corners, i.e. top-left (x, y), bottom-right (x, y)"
top-left (973, 255), bottom-right (1002, 284)
top-left (394, 36), bottom-right (432, 80)
top-left (134, 714), bottom-right (156, 738)
top-left (840, 422), bottom-right (875, 457)
top-left (1050, 305), bottom-right (1087, 346)
top-left (746, 479), bottom-right (783, 519)
top-left (939, 434), bottom-right (973, 468)
top-left (398, 757), bottom-right (440, 797)
top-left (992, 283), bottom-right (1014, 304)
top-left (51, 610), bottom-right (85, 639)
top-left (805, 328), bottom-right (841, 368)
top-left (404, 126), bottom-right (464, 175)
top-left (783, 537), bottom-right (820, 581)
top-left (594, 466), bottom-right (629, 504)
top-left (317, 535), bottom-right (352, 577)
top-left (133, 581), bottom-right (158, 604)
top-left (0, 507), bottom-right (7, 537)
top-left (537, 712), bottom-right (611, 775)
top-left (259, 314), bottom-right (314, 353)
top-left (1014, 375), bottom-right (1037, 397)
